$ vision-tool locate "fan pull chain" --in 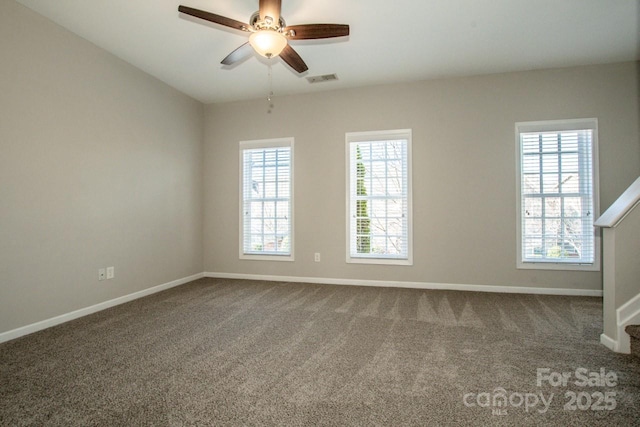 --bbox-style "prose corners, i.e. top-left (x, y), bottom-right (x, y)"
top-left (267, 62), bottom-right (274, 114)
